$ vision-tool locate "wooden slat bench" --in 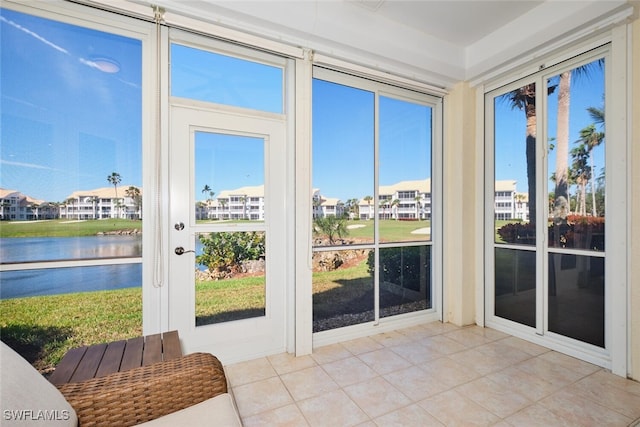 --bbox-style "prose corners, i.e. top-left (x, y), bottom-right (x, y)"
top-left (48, 330), bottom-right (182, 386)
